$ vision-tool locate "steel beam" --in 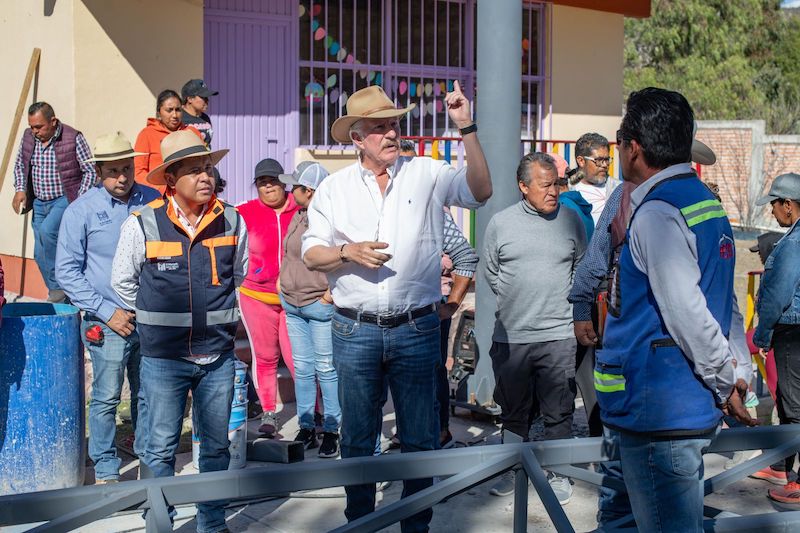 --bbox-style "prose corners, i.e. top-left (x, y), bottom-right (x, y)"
top-left (513, 465), bottom-right (529, 533)
top-left (704, 435), bottom-right (800, 496)
top-left (549, 464), bottom-right (628, 494)
top-left (145, 486), bottom-right (172, 533)
top-left (521, 448), bottom-right (575, 533)
top-left (330, 452), bottom-right (518, 533)
top-left (27, 488), bottom-right (146, 533)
